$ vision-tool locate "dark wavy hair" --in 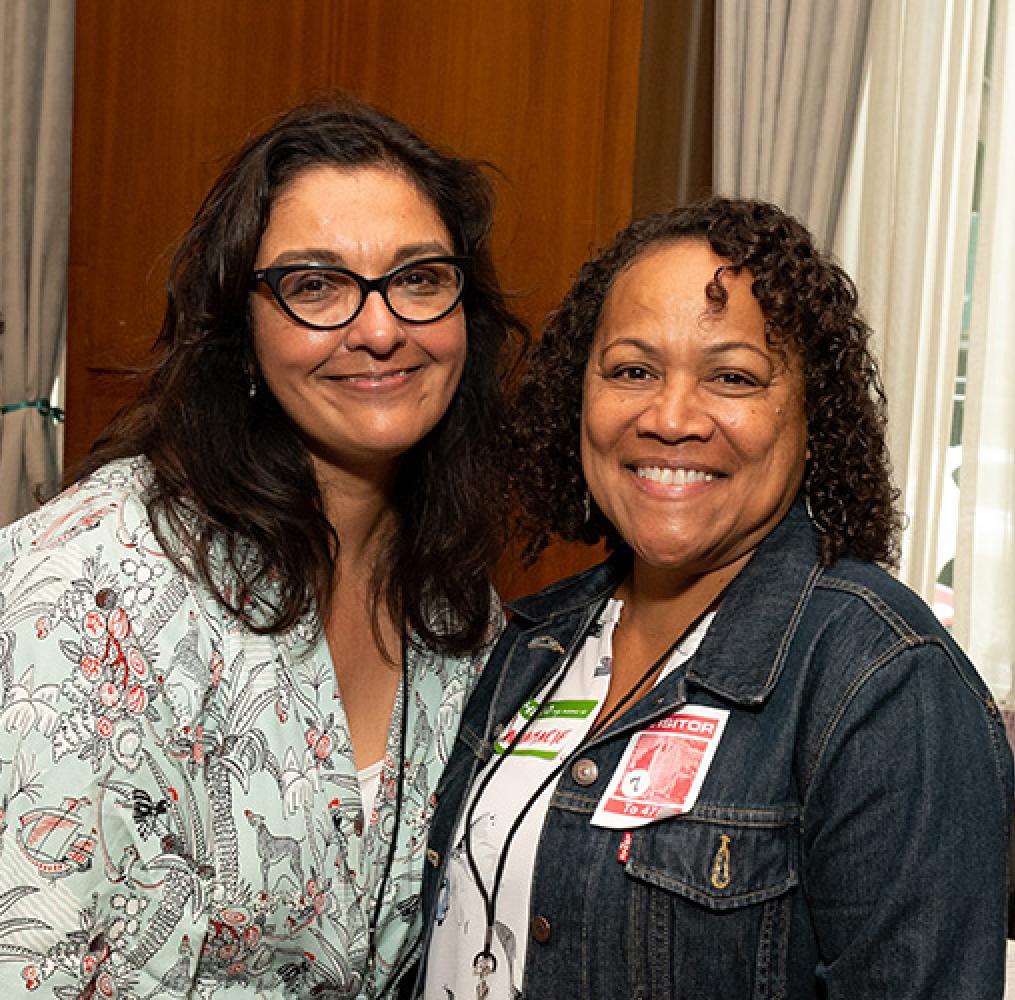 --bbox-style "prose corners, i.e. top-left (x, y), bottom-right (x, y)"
top-left (510, 197), bottom-right (902, 567)
top-left (78, 97), bottom-right (526, 654)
